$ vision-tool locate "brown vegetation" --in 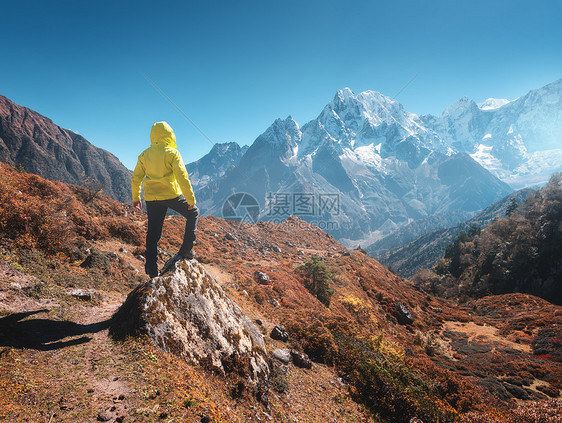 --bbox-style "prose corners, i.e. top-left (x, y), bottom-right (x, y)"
top-left (0, 163), bottom-right (561, 422)
top-left (413, 173), bottom-right (562, 305)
